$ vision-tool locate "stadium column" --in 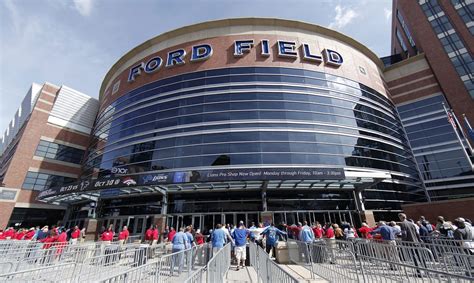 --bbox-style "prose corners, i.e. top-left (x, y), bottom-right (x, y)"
top-left (84, 218), bottom-right (99, 241)
top-left (354, 190), bottom-right (376, 227)
top-left (0, 203), bottom-right (15, 228)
